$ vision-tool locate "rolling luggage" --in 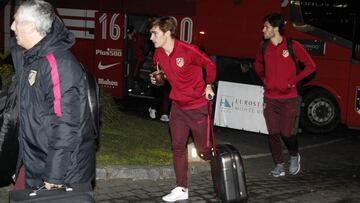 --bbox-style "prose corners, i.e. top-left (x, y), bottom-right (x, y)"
top-left (9, 183), bottom-right (94, 203)
top-left (211, 144), bottom-right (248, 203)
